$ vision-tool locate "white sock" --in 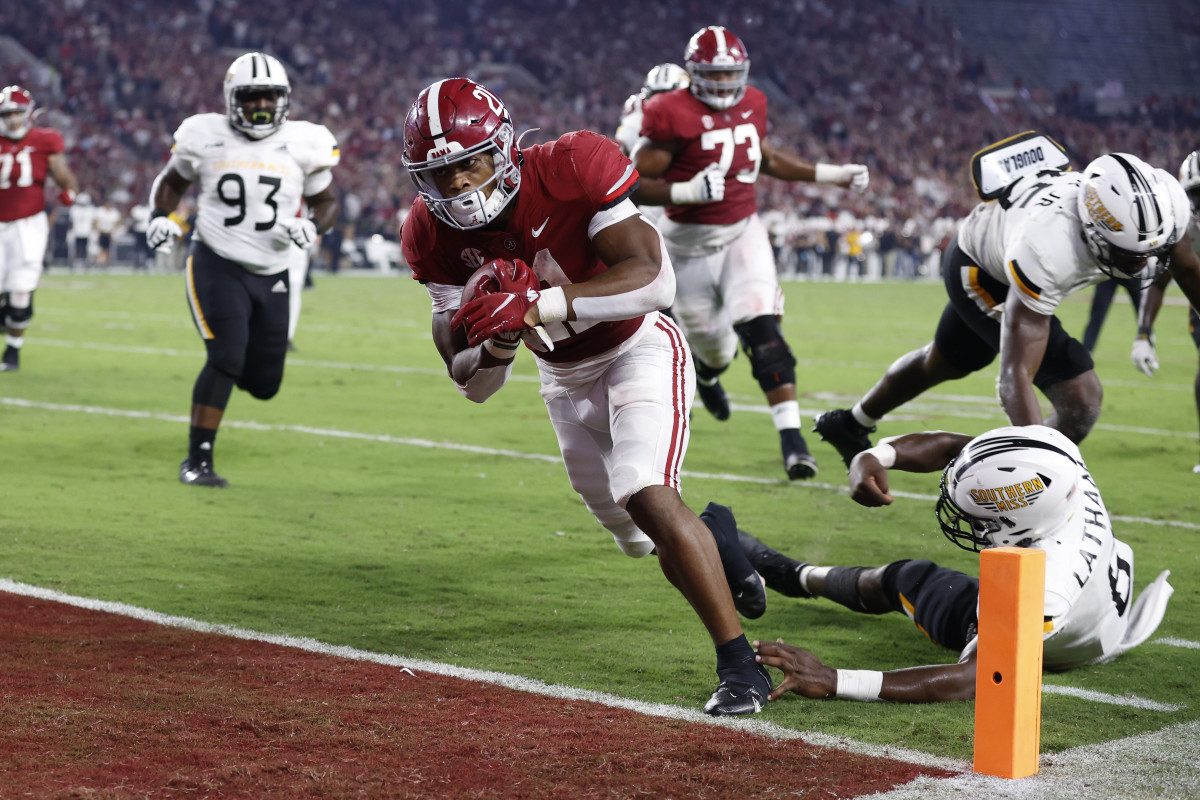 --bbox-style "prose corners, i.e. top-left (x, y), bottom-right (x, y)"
top-left (770, 400), bottom-right (802, 432)
top-left (6, 334), bottom-right (24, 349)
top-left (851, 402), bottom-right (878, 428)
